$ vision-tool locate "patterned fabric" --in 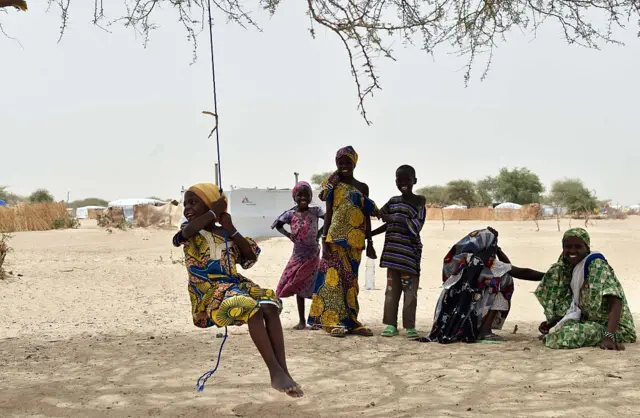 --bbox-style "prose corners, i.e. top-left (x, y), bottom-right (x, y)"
top-left (173, 225), bottom-right (281, 328)
top-left (272, 206), bottom-right (325, 298)
top-left (320, 182), bottom-right (377, 250)
top-left (308, 180), bottom-right (377, 331)
top-left (308, 244), bottom-right (364, 331)
top-left (535, 239), bottom-right (636, 349)
top-left (187, 183), bottom-right (227, 208)
top-left (423, 229), bottom-right (514, 343)
top-left (563, 227), bottom-right (590, 247)
top-left (379, 196), bottom-right (426, 275)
